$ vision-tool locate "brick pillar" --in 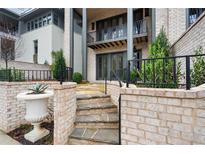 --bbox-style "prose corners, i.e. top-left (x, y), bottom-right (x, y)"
top-left (53, 82), bottom-right (77, 145)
